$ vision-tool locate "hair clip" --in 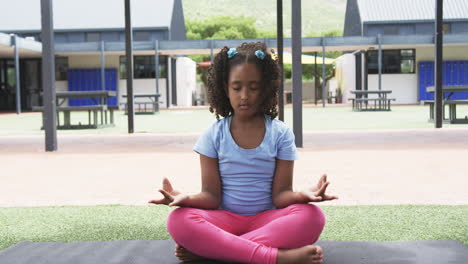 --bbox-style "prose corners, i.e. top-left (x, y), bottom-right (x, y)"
top-left (227, 48), bottom-right (238, 59)
top-left (255, 50), bottom-right (265, 60)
